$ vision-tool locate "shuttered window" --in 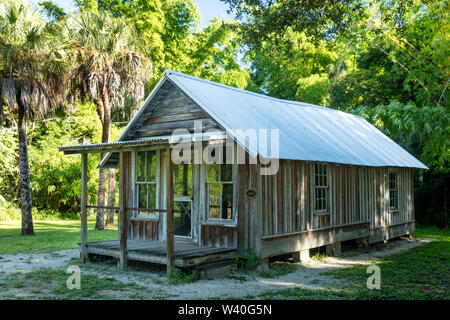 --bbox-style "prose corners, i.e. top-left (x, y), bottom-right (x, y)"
top-left (314, 163), bottom-right (329, 213)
